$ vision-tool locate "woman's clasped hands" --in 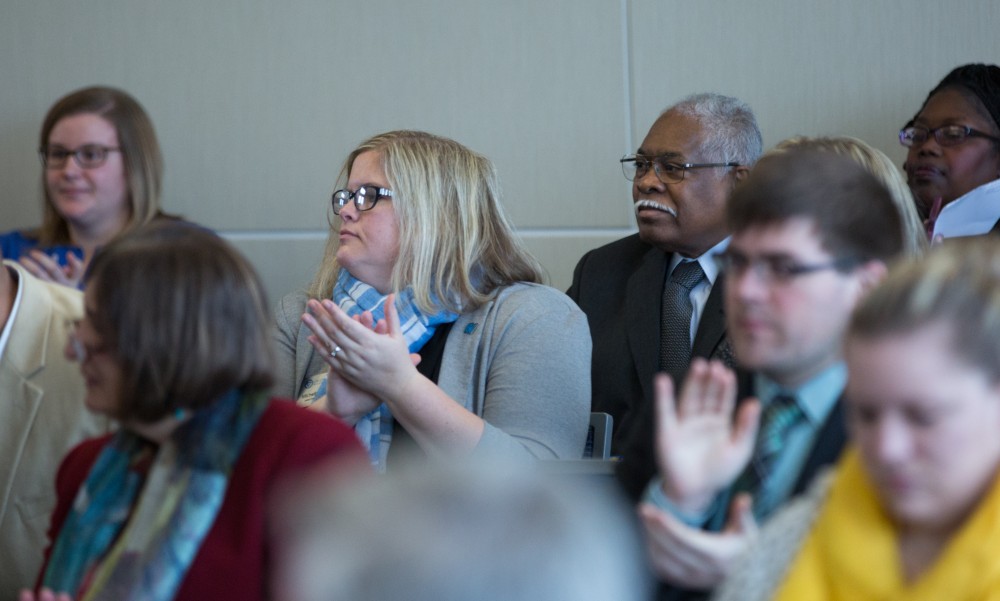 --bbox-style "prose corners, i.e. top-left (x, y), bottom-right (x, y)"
top-left (302, 294), bottom-right (422, 421)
